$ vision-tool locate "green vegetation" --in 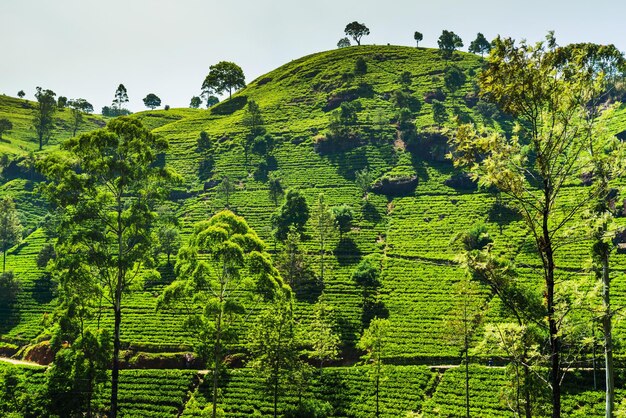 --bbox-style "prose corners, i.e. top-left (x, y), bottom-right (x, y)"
top-left (1, 39), bottom-right (626, 417)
